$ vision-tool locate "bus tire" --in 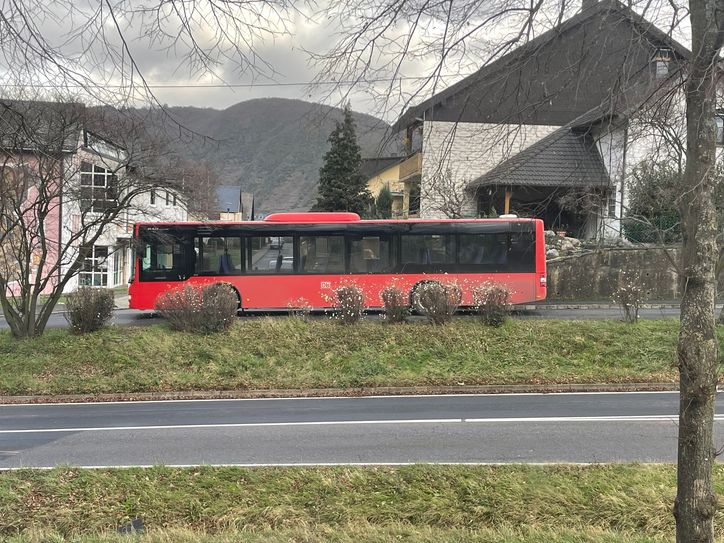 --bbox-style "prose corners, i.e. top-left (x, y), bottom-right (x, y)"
top-left (409, 281), bottom-right (440, 315)
top-left (215, 282), bottom-right (242, 314)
